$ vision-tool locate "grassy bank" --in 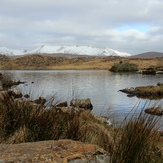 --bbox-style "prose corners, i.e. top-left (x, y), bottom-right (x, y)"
top-left (1, 54), bottom-right (163, 70)
top-left (0, 92), bottom-right (163, 162)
